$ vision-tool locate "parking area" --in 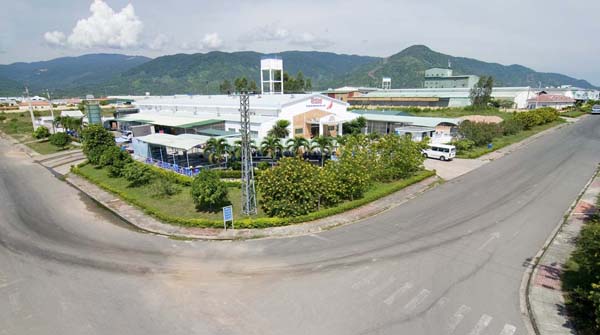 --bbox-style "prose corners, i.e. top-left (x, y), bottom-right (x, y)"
top-left (424, 157), bottom-right (487, 180)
